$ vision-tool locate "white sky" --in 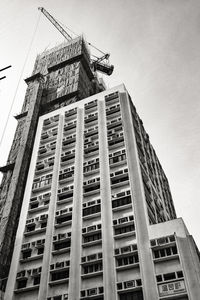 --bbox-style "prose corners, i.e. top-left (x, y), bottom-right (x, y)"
top-left (0, 0), bottom-right (200, 248)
